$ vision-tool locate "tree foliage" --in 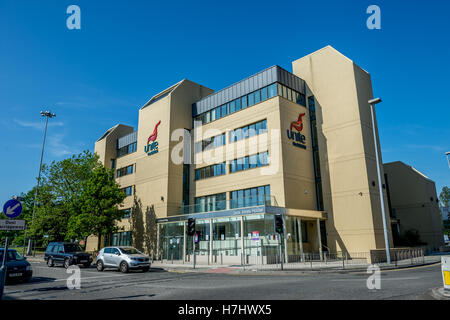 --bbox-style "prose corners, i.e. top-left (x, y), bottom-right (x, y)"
top-left (440, 186), bottom-right (450, 207)
top-left (1, 150), bottom-right (126, 248)
top-left (69, 165), bottom-right (126, 249)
